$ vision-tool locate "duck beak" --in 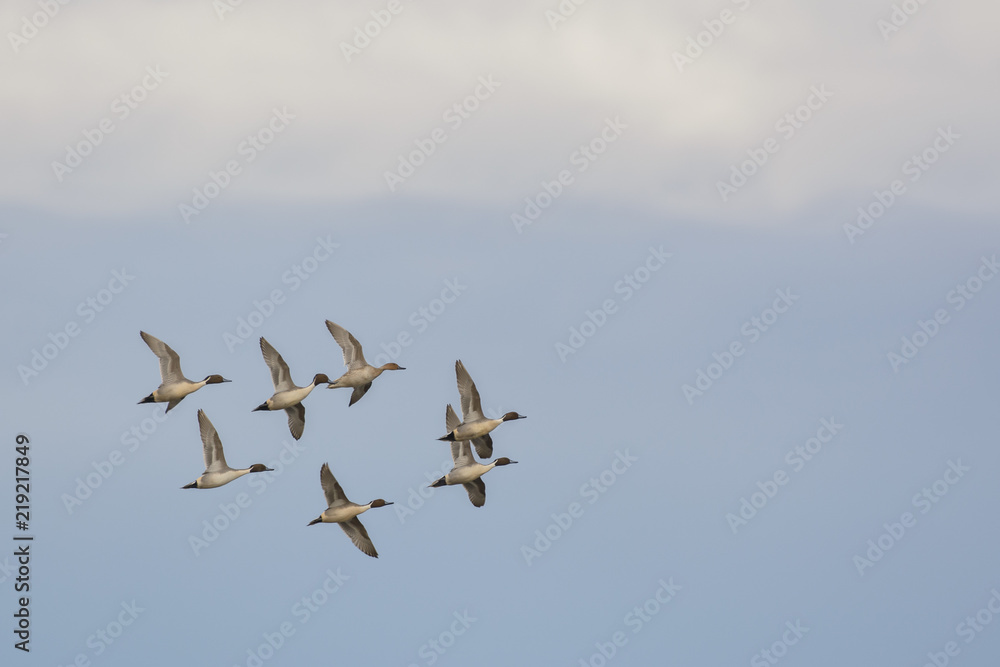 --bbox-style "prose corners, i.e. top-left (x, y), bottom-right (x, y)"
top-left (222, 378), bottom-right (232, 383)
top-left (265, 467), bottom-right (274, 472)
